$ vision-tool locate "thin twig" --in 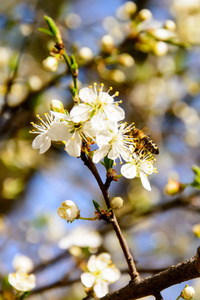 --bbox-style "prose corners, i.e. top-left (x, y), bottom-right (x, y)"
top-left (80, 152), bottom-right (139, 282)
